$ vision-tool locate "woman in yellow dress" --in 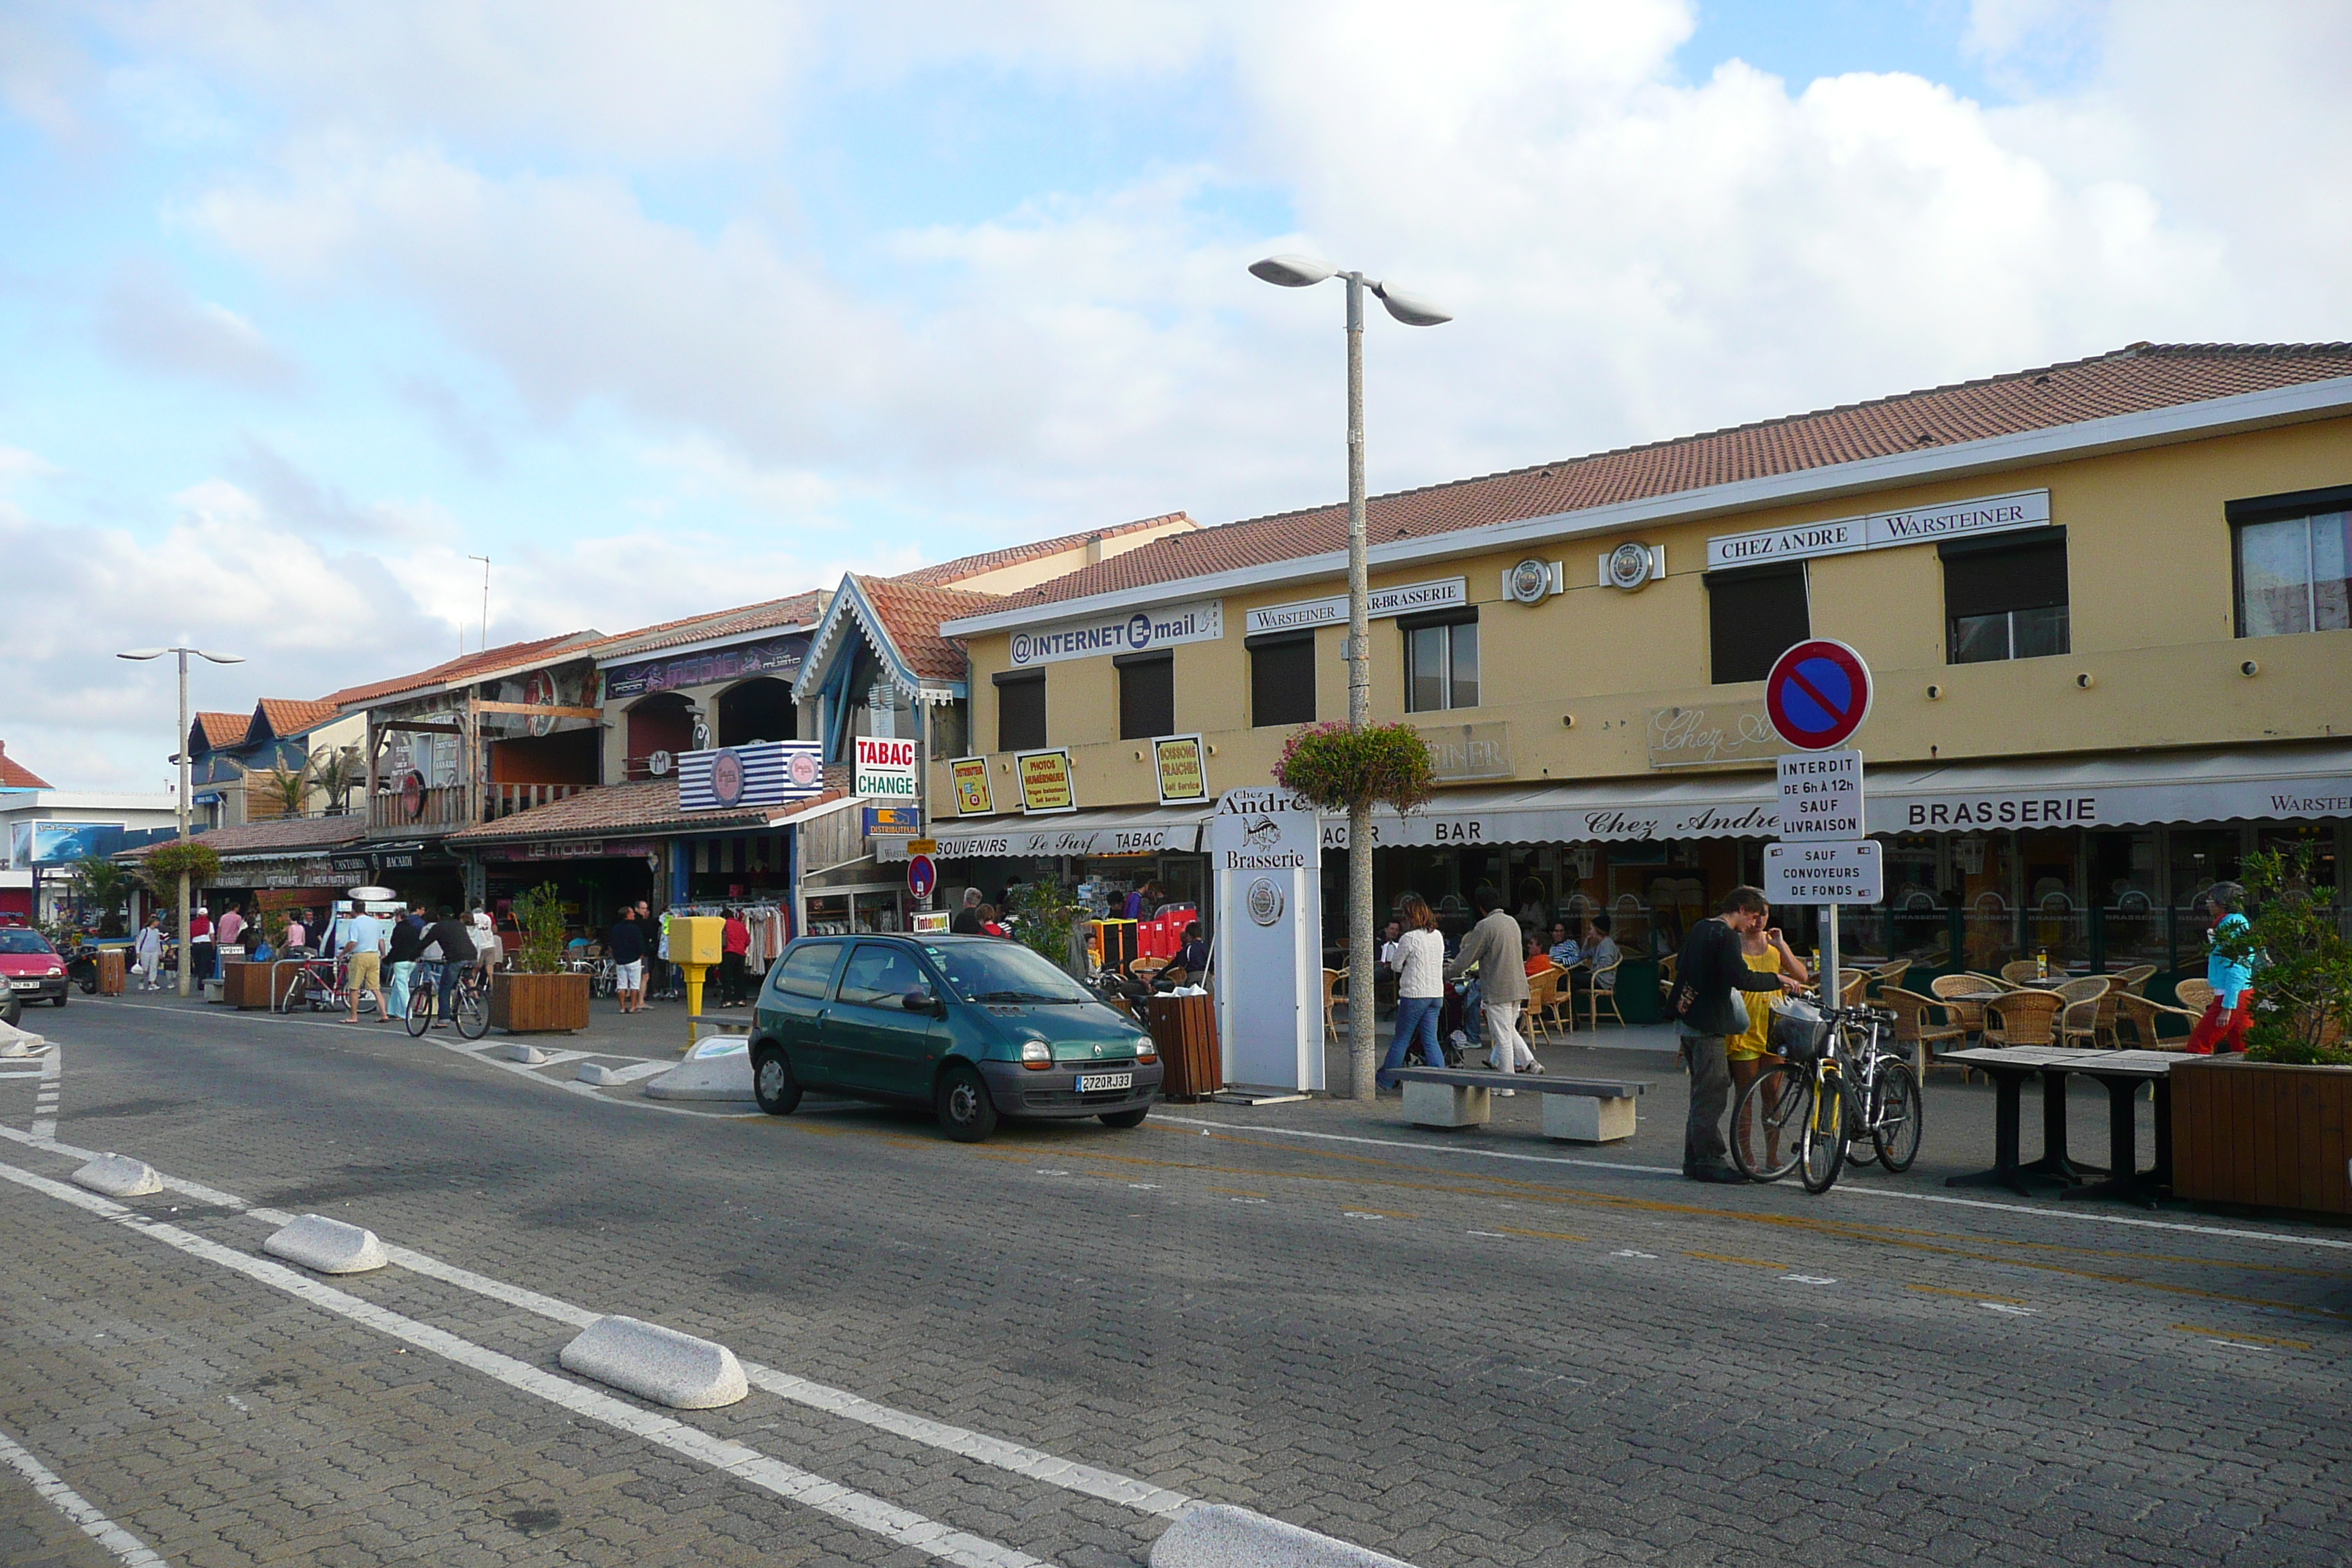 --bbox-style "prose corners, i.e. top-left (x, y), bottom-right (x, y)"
top-left (1727, 920), bottom-right (1809, 1172)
